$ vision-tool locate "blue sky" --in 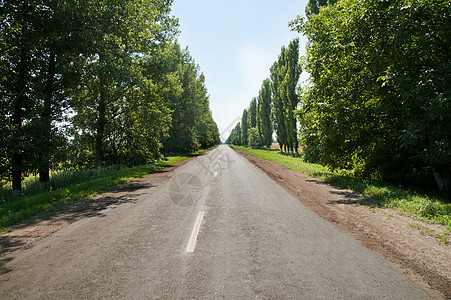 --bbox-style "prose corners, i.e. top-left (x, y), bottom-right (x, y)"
top-left (171, 0), bottom-right (309, 141)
